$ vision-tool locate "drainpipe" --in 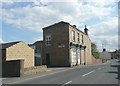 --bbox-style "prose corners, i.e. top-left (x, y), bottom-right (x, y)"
top-left (84, 46), bottom-right (86, 65)
top-left (80, 45), bottom-right (82, 64)
top-left (76, 44), bottom-right (78, 66)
